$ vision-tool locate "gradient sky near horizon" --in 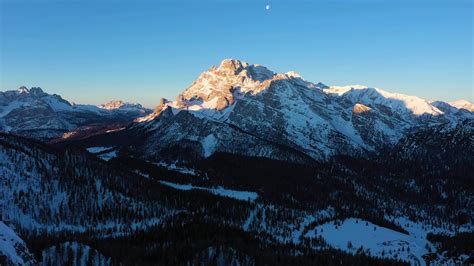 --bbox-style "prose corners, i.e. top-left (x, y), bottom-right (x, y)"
top-left (1, 0), bottom-right (472, 108)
